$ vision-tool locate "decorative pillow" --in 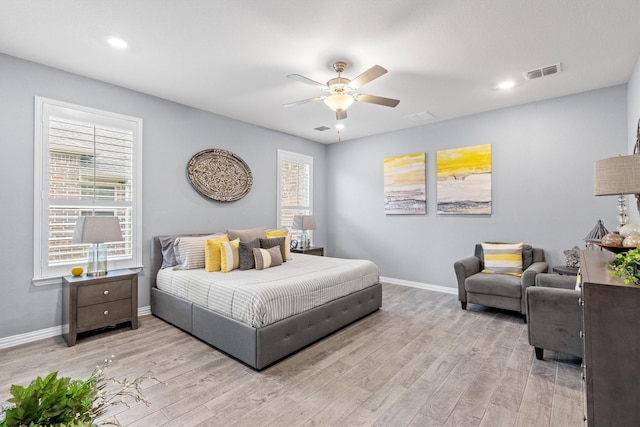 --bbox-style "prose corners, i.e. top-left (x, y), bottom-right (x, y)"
top-left (220, 240), bottom-right (240, 273)
top-left (239, 238), bottom-right (260, 270)
top-left (259, 237), bottom-right (286, 262)
top-left (253, 246), bottom-right (283, 270)
top-left (174, 233), bottom-right (225, 270)
top-left (265, 229), bottom-right (291, 260)
top-left (204, 235), bottom-right (230, 272)
top-left (227, 227), bottom-right (266, 243)
top-left (481, 242), bottom-right (524, 276)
